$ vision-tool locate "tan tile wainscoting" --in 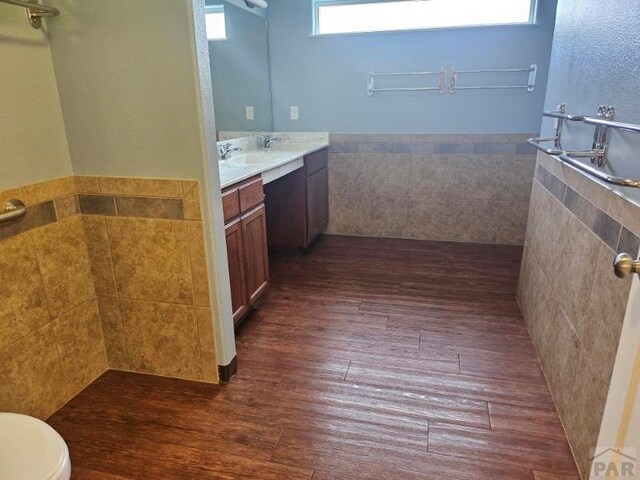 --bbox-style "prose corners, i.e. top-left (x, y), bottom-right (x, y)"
top-left (518, 152), bottom-right (640, 477)
top-left (327, 133), bottom-right (537, 245)
top-left (0, 176), bottom-right (218, 420)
